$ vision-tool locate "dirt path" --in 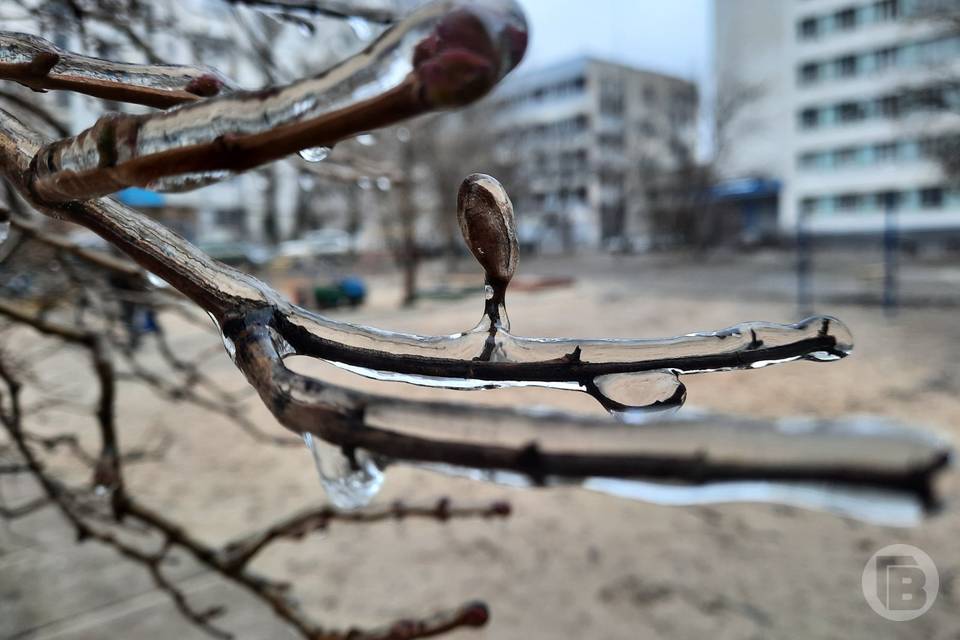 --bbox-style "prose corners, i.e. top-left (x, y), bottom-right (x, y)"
top-left (3, 265), bottom-right (959, 639)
